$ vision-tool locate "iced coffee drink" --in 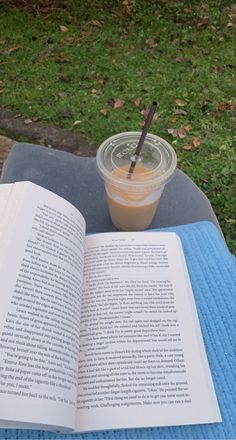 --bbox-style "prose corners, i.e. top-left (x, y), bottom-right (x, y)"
top-left (96, 132), bottom-right (177, 231)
